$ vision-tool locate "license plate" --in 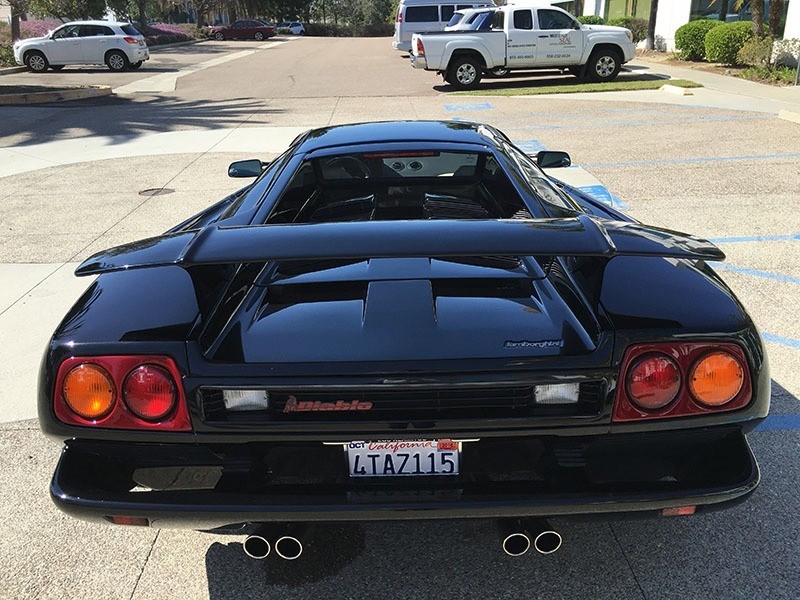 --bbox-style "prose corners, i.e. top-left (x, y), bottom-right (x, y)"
top-left (346, 440), bottom-right (460, 477)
